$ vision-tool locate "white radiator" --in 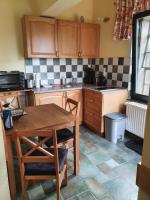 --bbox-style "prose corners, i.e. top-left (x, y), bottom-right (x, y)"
top-left (126, 101), bottom-right (147, 138)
